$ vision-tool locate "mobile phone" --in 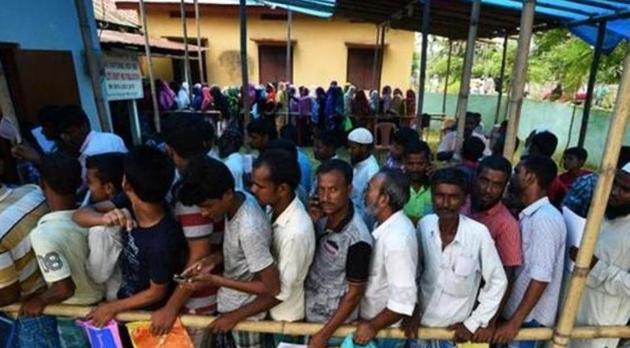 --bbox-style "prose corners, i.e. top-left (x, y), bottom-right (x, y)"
top-left (173, 274), bottom-right (189, 283)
